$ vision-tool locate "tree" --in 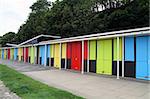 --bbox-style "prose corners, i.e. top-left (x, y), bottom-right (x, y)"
top-left (1, 0), bottom-right (148, 45)
top-left (0, 32), bottom-right (16, 47)
top-left (16, 0), bottom-right (51, 43)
